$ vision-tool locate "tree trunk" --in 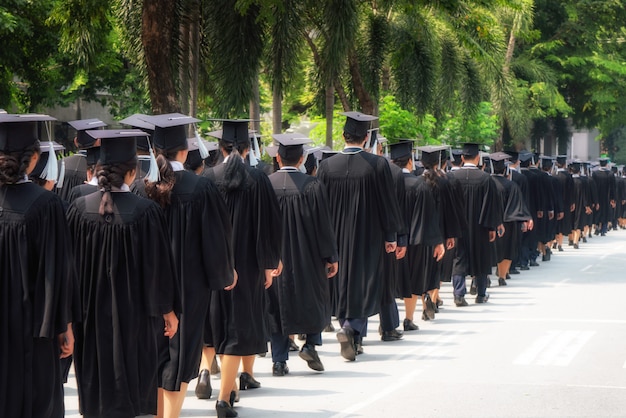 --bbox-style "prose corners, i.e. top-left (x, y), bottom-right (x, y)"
top-left (189, 0), bottom-right (200, 118)
top-left (250, 75), bottom-right (261, 133)
top-left (272, 82), bottom-right (282, 134)
top-left (325, 84), bottom-right (334, 148)
top-left (179, 15), bottom-right (190, 115)
top-left (348, 49), bottom-right (374, 115)
top-left (142, 0), bottom-right (180, 113)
